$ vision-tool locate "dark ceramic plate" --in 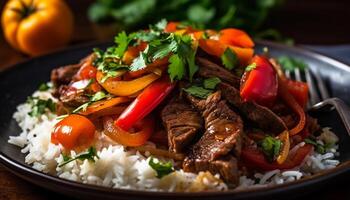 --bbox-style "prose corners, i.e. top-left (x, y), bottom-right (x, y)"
top-left (0, 41), bottom-right (349, 200)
